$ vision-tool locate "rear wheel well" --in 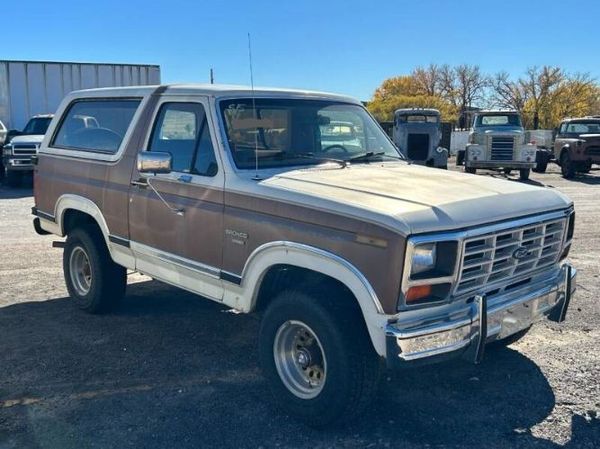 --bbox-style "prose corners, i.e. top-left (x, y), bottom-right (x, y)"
top-left (254, 265), bottom-right (361, 316)
top-left (62, 209), bottom-right (101, 236)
